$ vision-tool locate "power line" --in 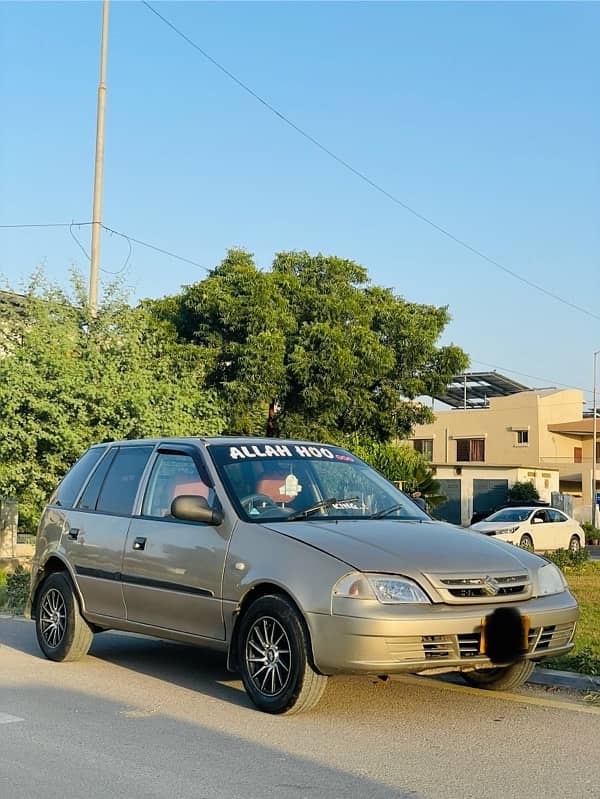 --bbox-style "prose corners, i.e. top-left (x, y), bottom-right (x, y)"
top-left (141, 0), bottom-right (600, 324)
top-left (101, 224), bottom-right (210, 272)
top-left (0, 222), bottom-right (92, 229)
top-left (0, 220), bottom-right (209, 273)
